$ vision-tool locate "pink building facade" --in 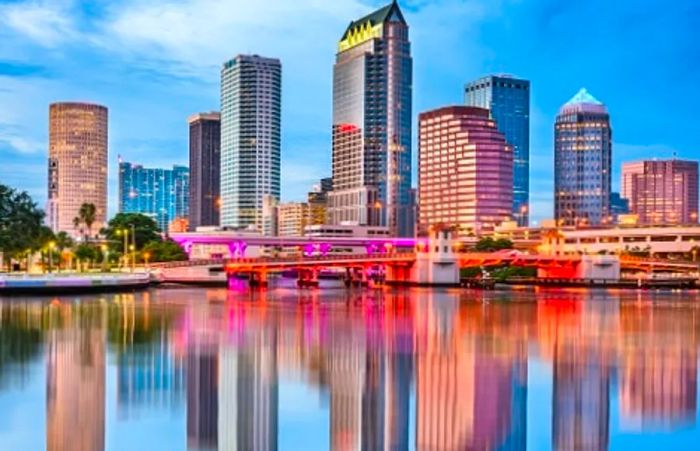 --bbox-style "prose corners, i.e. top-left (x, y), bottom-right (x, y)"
top-left (418, 106), bottom-right (513, 235)
top-left (622, 160), bottom-right (699, 225)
